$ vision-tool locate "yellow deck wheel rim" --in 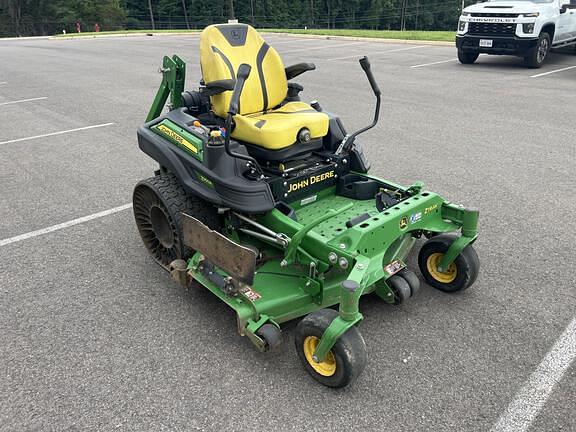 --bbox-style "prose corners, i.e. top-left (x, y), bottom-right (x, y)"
top-left (427, 253), bottom-right (457, 284)
top-left (303, 336), bottom-right (337, 377)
